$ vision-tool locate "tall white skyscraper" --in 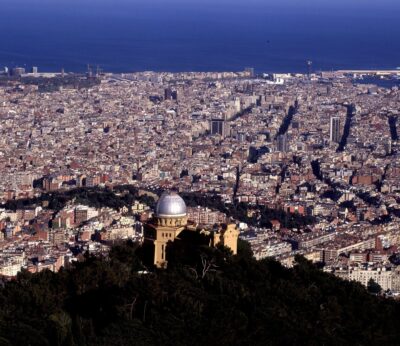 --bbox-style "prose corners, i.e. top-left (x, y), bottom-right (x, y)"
top-left (330, 117), bottom-right (341, 143)
top-left (277, 134), bottom-right (289, 152)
